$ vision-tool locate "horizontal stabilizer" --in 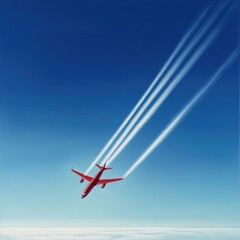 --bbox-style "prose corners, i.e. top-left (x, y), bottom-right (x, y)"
top-left (104, 167), bottom-right (112, 170)
top-left (95, 164), bottom-right (112, 170)
top-left (95, 164), bottom-right (103, 170)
